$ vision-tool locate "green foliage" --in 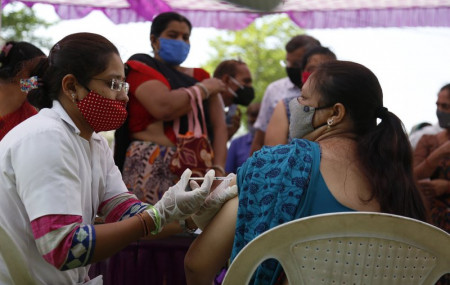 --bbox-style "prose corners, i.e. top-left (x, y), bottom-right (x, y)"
top-left (1, 3), bottom-right (56, 49)
top-left (203, 14), bottom-right (303, 104)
